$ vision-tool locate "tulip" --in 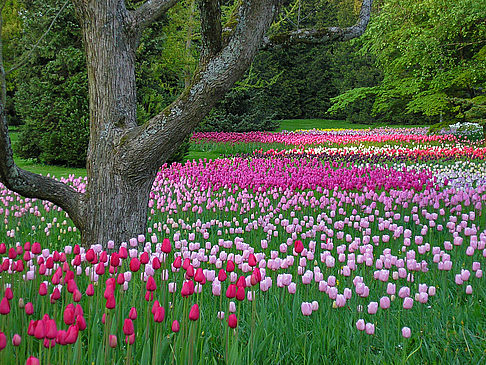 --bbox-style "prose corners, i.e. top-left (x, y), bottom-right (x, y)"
top-left (402, 327), bottom-right (411, 338)
top-left (162, 238), bottom-right (172, 253)
top-left (189, 304), bottom-right (199, 321)
top-left (129, 307), bottom-right (138, 320)
top-left (228, 314), bottom-right (237, 328)
top-left (171, 320), bottom-right (180, 333)
top-left (356, 319), bottom-right (365, 331)
top-left (125, 333), bottom-right (135, 345)
top-left (129, 258), bottom-right (141, 272)
top-left (109, 335), bottom-right (117, 348)
top-left (34, 320), bottom-right (46, 339)
top-left (65, 325), bottom-right (79, 344)
top-left (379, 296), bottom-right (391, 309)
top-left (403, 297), bottom-right (414, 309)
top-left (365, 323), bottom-right (375, 335)
top-left (154, 307), bottom-right (165, 322)
top-left (0, 297), bottom-right (10, 315)
top-left (12, 334), bottom-right (21, 346)
top-left (146, 276), bottom-right (157, 291)
top-left (236, 286), bottom-right (245, 301)
top-left (0, 332), bottom-right (6, 350)
top-left (226, 260), bottom-right (235, 272)
top-left (76, 315), bottom-right (87, 331)
top-left (301, 302), bottom-right (312, 316)
top-left (26, 357), bottom-right (40, 365)
top-left (123, 318), bottom-right (134, 335)
top-left (64, 305), bottom-right (75, 325)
